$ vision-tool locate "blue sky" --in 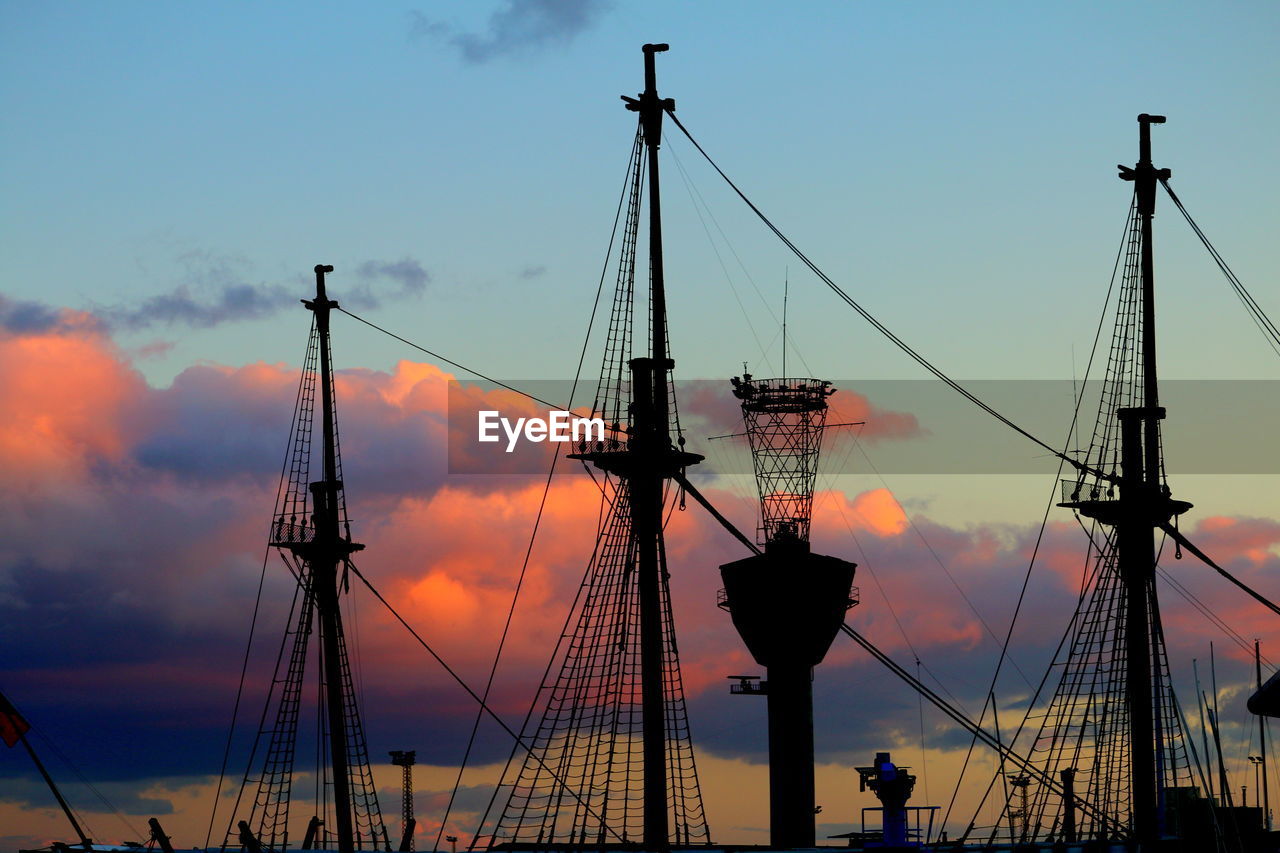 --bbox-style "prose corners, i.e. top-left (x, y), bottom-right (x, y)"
top-left (2, 2), bottom-right (1279, 849)
top-left (3, 1), bottom-right (1278, 387)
